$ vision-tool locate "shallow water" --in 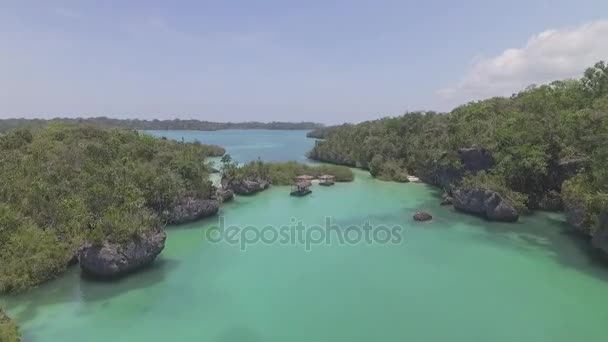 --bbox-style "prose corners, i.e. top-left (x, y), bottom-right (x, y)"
top-left (5, 130), bottom-right (608, 342)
